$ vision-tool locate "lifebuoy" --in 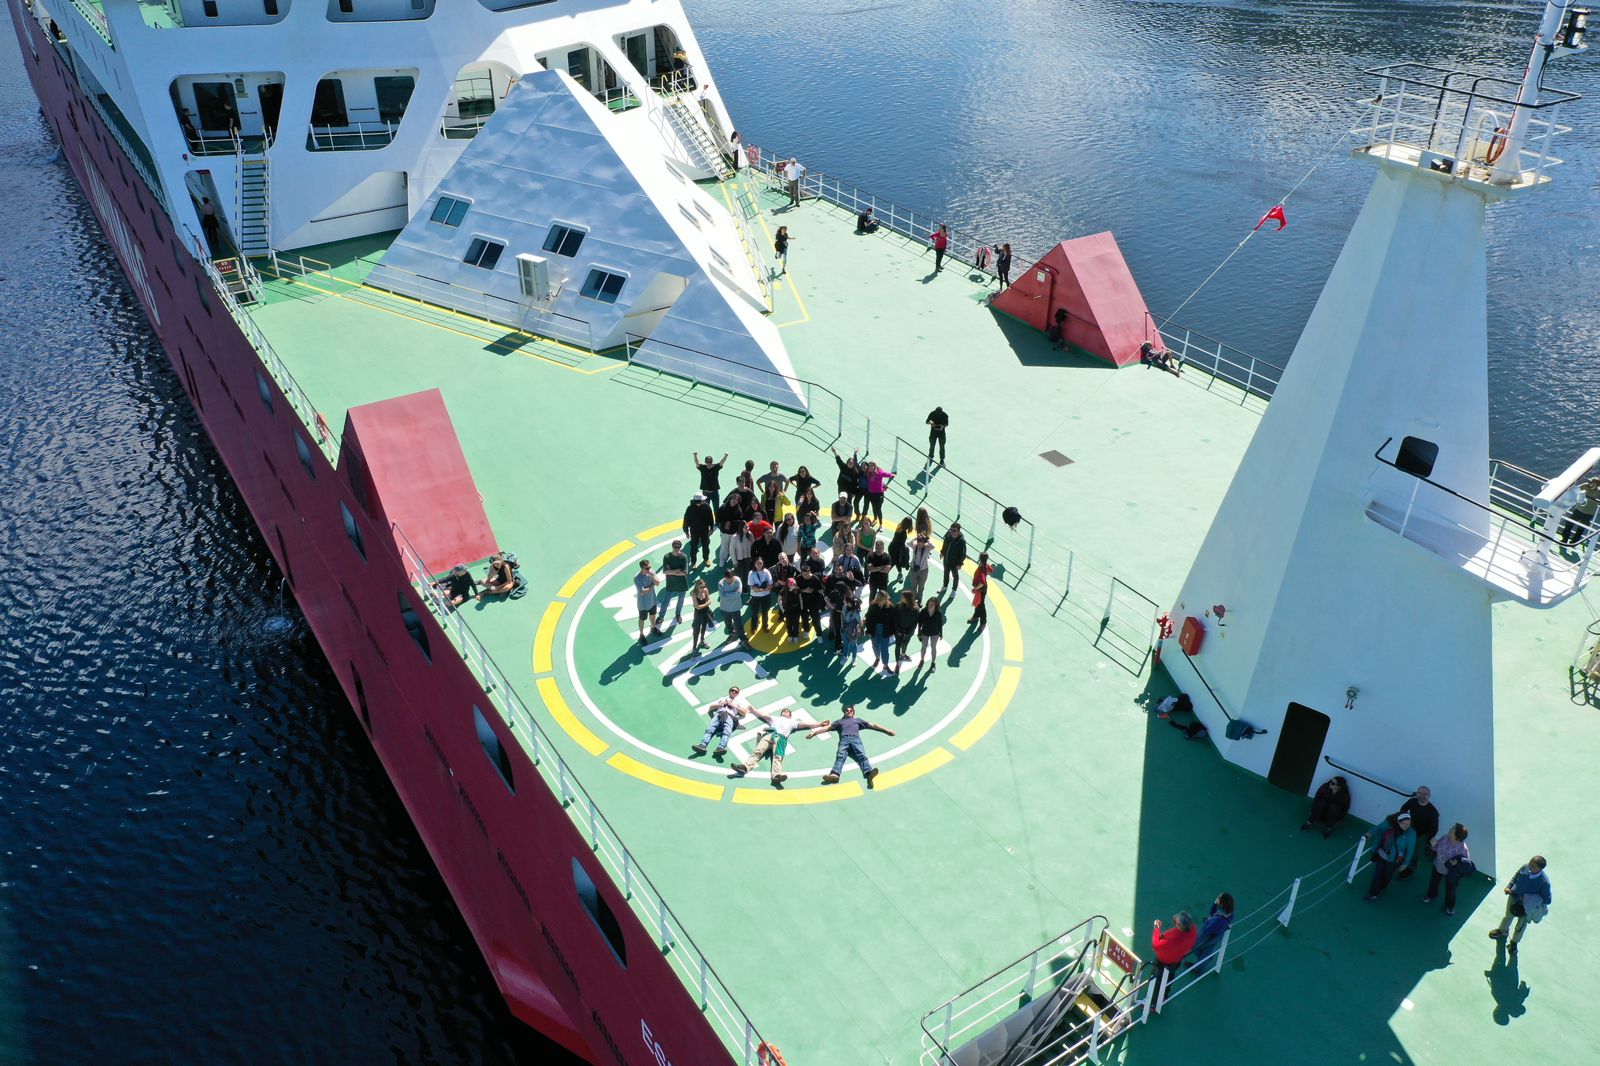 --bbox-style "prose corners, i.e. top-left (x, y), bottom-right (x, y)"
top-left (1485, 126), bottom-right (1509, 165)
top-left (758, 1043), bottom-right (787, 1066)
